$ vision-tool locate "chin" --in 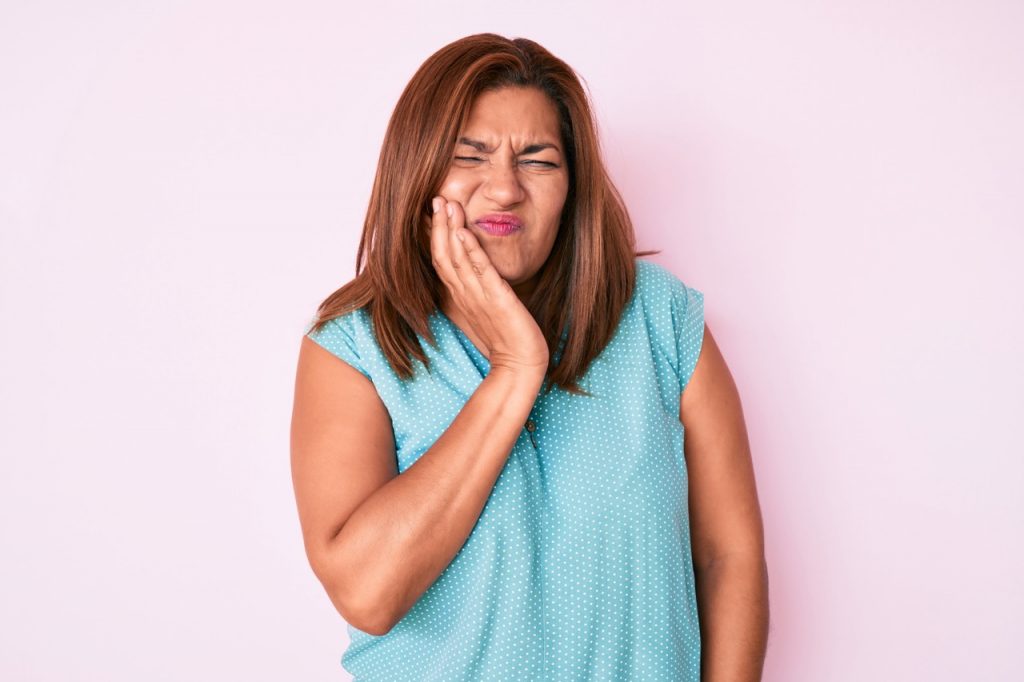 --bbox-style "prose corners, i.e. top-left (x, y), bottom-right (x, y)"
top-left (479, 250), bottom-right (538, 286)
top-left (492, 264), bottom-right (519, 283)
top-left (501, 266), bottom-right (538, 289)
